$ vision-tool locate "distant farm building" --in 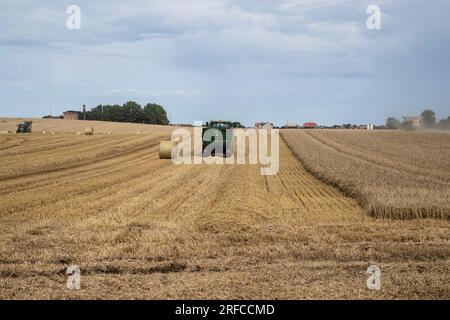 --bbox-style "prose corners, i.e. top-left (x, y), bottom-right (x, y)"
top-left (303, 122), bottom-right (318, 128)
top-left (63, 111), bottom-right (80, 120)
top-left (63, 105), bottom-right (87, 120)
top-left (255, 122), bottom-right (273, 129)
top-left (232, 122), bottom-right (245, 128)
top-left (403, 116), bottom-right (422, 130)
top-left (283, 122), bottom-right (299, 129)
